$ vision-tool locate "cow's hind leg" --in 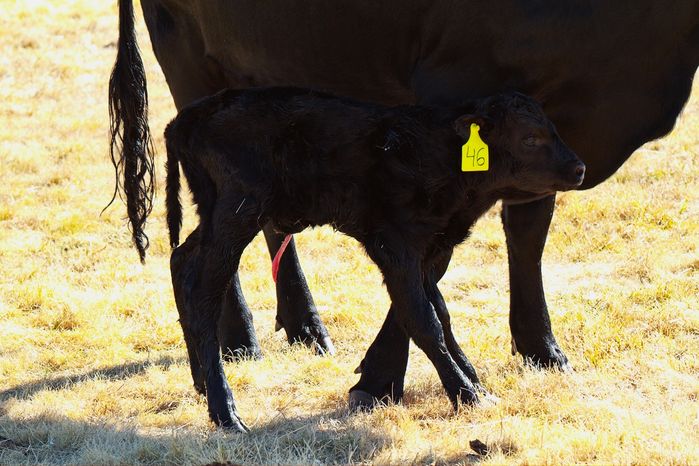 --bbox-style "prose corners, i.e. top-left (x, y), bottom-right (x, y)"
top-left (219, 275), bottom-right (261, 361)
top-left (142, 3), bottom-right (263, 360)
top-left (263, 227), bottom-right (334, 355)
top-left (502, 195), bottom-right (571, 369)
